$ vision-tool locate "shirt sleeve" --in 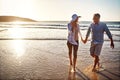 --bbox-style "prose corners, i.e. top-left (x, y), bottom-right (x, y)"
top-left (86, 25), bottom-right (91, 37)
top-left (67, 23), bottom-right (72, 34)
top-left (104, 24), bottom-right (112, 39)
